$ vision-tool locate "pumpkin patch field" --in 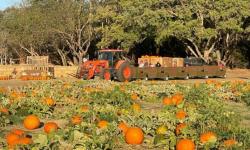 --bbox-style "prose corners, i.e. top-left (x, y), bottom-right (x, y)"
top-left (0, 79), bottom-right (250, 149)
